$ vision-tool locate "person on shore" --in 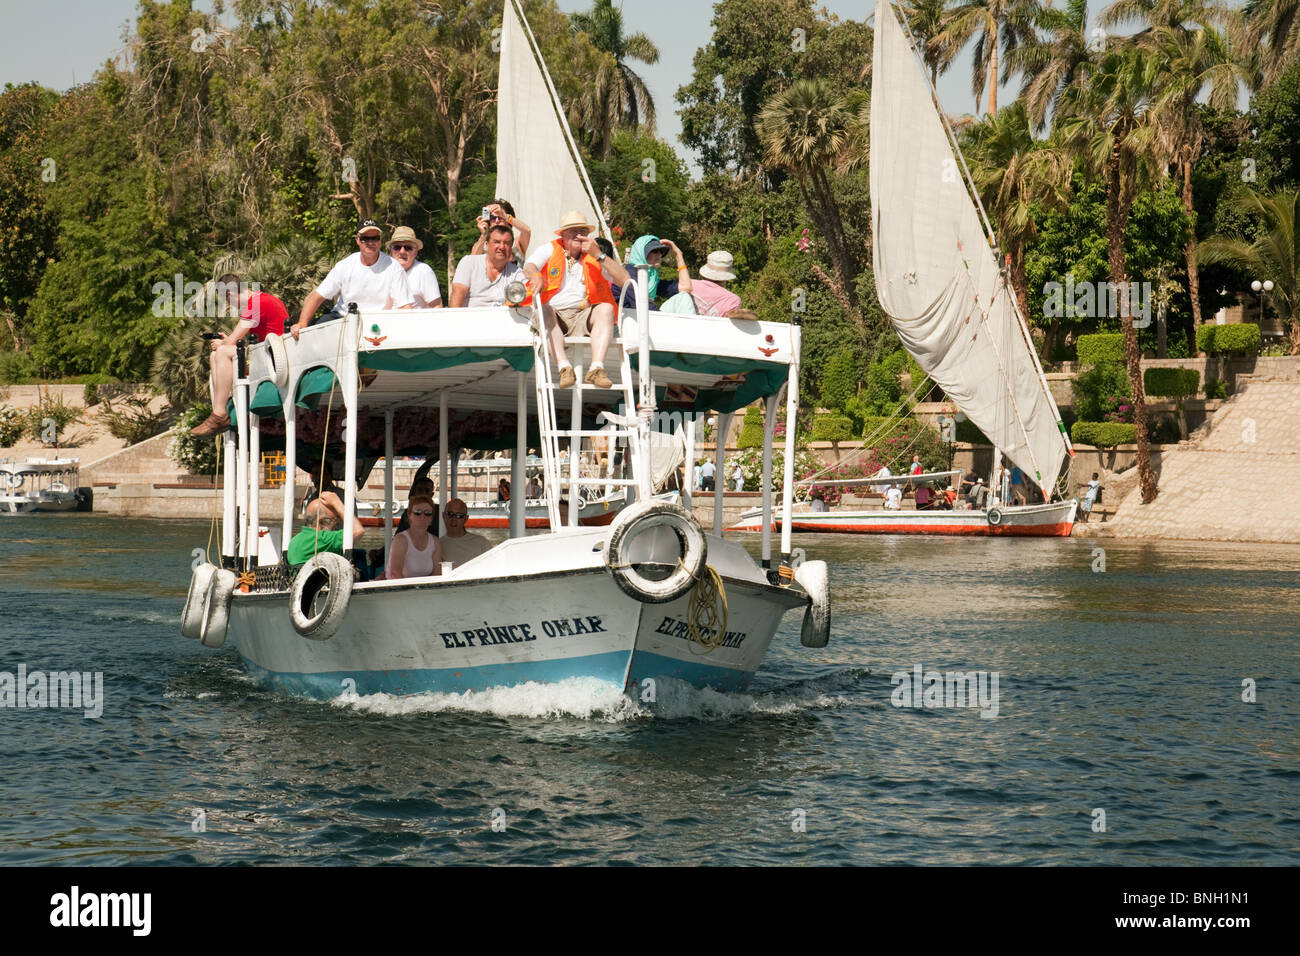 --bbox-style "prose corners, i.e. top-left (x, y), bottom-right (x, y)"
top-left (191, 274), bottom-right (289, 437)
top-left (388, 226), bottom-right (442, 308)
top-left (910, 455), bottom-right (924, 476)
top-left (385, 493), bottom-right (443, 579)
top-left (700, 459), bottom-right (715, 492)
top-left (523, 211), bottom-right (631, 390)
top-left (438, 497), bottom-right (491, 566)
top-left (290, 219), bottom-right (413, 339)
top-left (732, 463), bottom-right (744, 491)
top-left (449, 225), bottom-right (524, 308)
top-left (470, 199), bottom-right (531, 261)
top-left (1080, 473), bottom-right (1101, 522)
top-left (286, 484), bottom-right (366, 566)
top-left (611, 235), bottom-right (692, 307)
